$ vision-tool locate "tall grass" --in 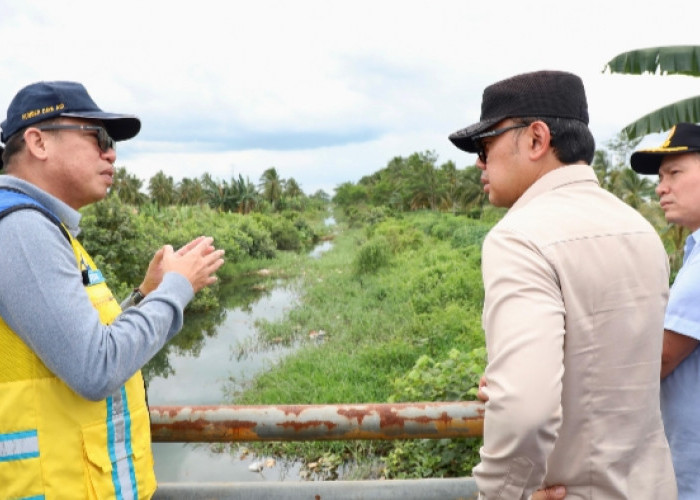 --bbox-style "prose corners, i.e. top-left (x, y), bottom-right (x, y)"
top-left (228, 210), bottom-right (492, 478)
